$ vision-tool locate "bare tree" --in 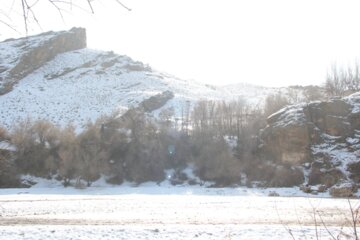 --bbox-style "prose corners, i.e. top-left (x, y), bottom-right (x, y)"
top-left (264, 92), bottom-right (290, 117)
top-left (57, 124), bottom-right (80, 186)
top-left (287, 88), bottom-right (301, 104)
top-left (77, 122), bottom-right (109, 186)
top-left (11, 119), bottom-right (60, 176)
top-left (158, 107), bottom-right (175, 131)
top-left (303, 85), bottom-right (324, 102)
top-left (1, 0), bottom-right (131, 35)
top-left (325, 64), bottom-right (347, 97)
top-left (325, 62), bottom-right (360, 97)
